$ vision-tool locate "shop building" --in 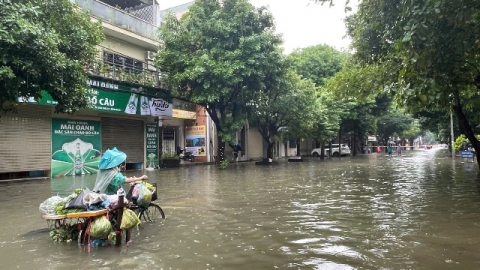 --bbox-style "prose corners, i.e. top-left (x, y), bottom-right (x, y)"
top-left (0, 0), bottom-right (201, 180)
